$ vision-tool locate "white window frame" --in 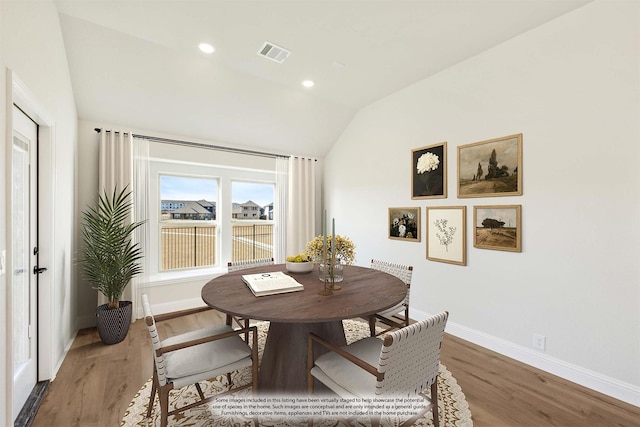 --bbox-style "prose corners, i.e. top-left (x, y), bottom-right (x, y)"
top-left (149, 157), bottom-right (276, 286)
